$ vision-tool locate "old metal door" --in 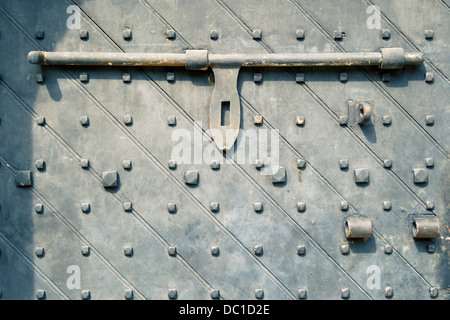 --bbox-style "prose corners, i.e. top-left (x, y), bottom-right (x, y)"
top-left (0, 0), bottom-right (448, 300)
